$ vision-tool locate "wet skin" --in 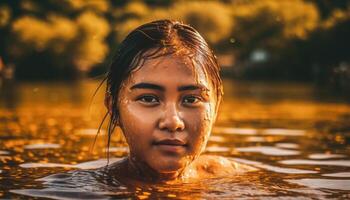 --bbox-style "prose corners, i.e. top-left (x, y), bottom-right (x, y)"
top-left (107, 54), bottom-right (253, 183)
